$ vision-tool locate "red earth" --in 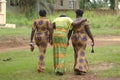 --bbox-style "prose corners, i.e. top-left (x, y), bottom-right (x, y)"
top-left (0, 35), bottom-right (120, 52)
